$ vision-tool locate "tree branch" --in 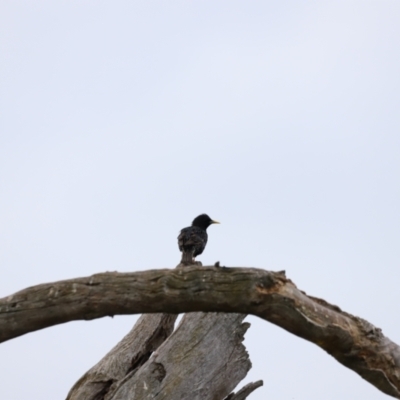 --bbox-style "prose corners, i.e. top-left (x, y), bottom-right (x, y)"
top-left (224, 380), bottom-right (264, 400)
top-left (1, 266), bottom-right (399, 398)
top-left (66, 313), bottom-right (177, 400)
top-left (105, 313), bottom-right (252, 400)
